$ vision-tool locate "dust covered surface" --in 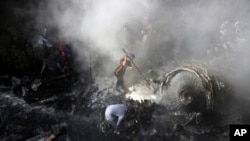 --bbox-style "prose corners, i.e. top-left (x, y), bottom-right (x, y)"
top-left (1, 0), bottom-right (250, 141)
